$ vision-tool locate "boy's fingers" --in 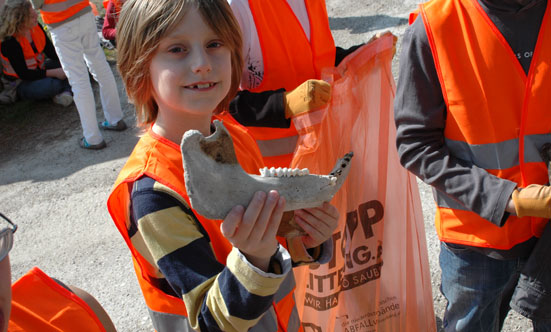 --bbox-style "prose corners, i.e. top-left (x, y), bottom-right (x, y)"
top-left (295, 213), bottom-right (323, 240)
top-left (265, 196), bottom-right (286, 240)
top-left (221, 205), bottom-right (244, 238)
top-left (249, 190), bottom-right (279, 240)
top-left (238, 191), bottom-right (266, 239)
